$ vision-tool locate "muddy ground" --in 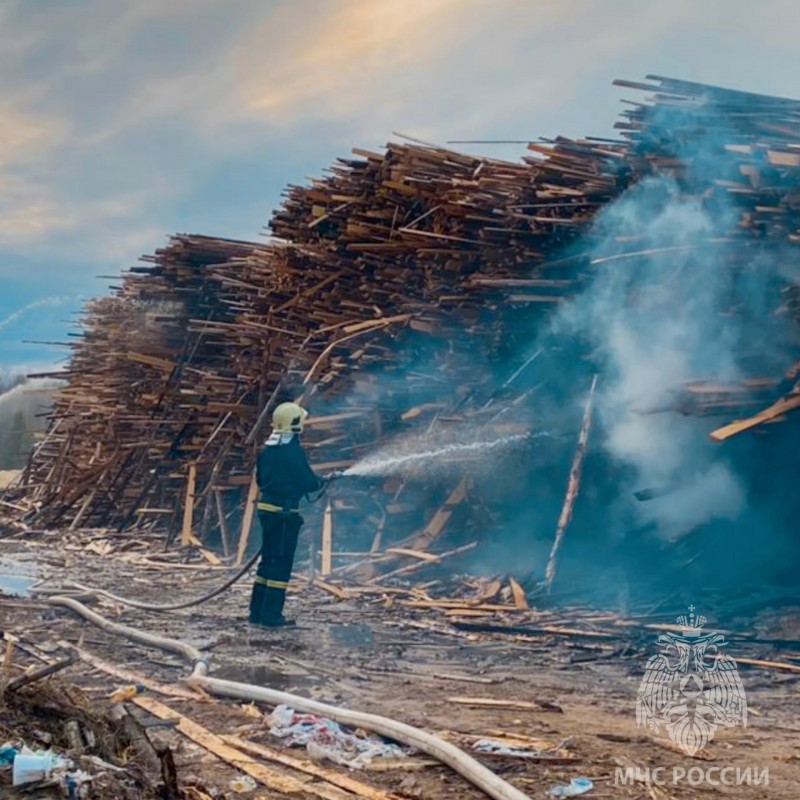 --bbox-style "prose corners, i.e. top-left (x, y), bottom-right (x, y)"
top-left (1, 536), bottom-right (799, 800)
